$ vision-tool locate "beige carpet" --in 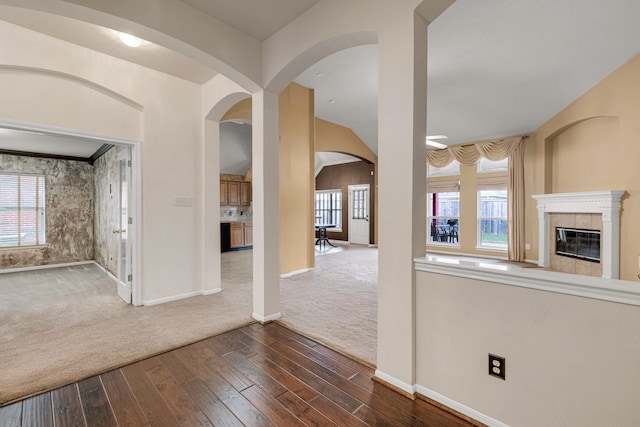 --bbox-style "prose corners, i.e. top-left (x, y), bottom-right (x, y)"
top-left (0, 245), bottom-right (378, 405)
